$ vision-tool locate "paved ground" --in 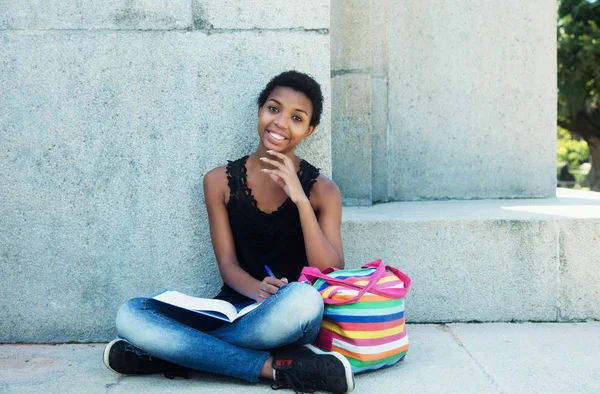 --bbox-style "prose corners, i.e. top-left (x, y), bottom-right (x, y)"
top-left (1, 323), bottom-right (599, 394)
